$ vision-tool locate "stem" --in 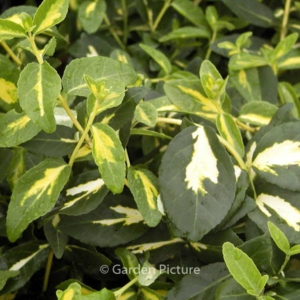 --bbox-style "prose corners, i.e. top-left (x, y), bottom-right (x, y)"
top-left (278, 255), bottom-right (290, 274)
top-left (104, 15), bottom-right (126, 50)
top-left (217, 135), bottom-right (247, 171)
top-left (235, 119), bottom-right (256, 133)
top-left (152, 0), bottom-right (171, 32)
top-left (121, 0), bottom-right (128, 45)
top-left (280, 0), bottom-right (291, 41)
top-left (143, 0), bottom-right (154, 31)
top-left (68, 108), bottom-right (97, 167)
top-left (28, 33), bottom-right (43, 64)
top-left (114, 277), bottom-right (138, 298)
top-left (1, 41), bottom-right (22, 66)
top-left (42, 250), bottom-right (54, 292)
top-left (157, 117), bottom-right (182, 126)
top-left (205, 29), bottom-right (217, 60)
top-left (125, 149), bottom-right (131, 167)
